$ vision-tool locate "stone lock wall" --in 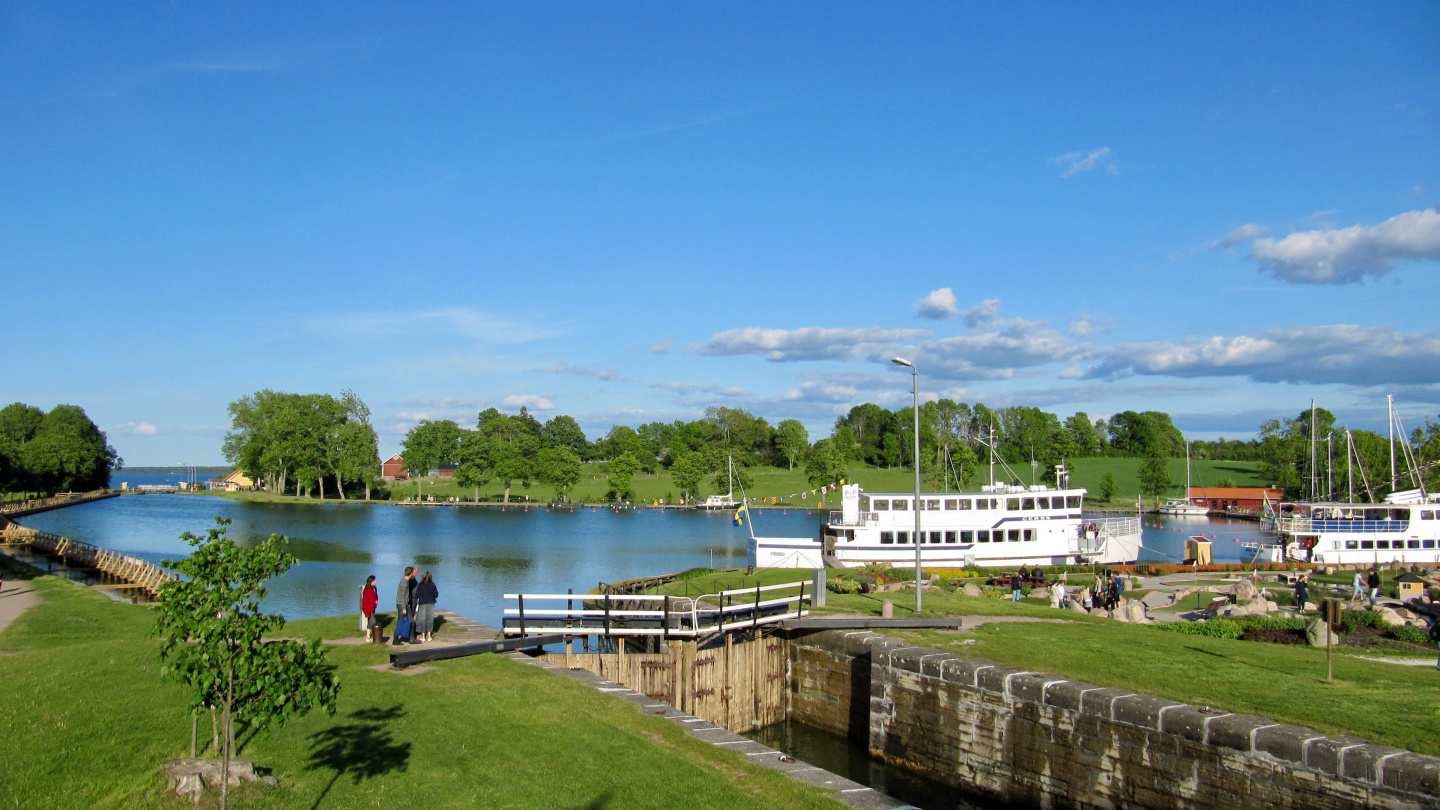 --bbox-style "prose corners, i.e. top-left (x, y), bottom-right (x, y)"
top-left (788, 629), bottom-right (1440, 810)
